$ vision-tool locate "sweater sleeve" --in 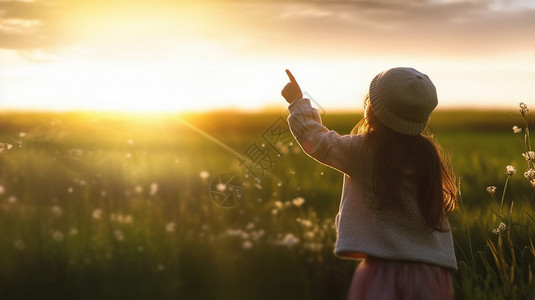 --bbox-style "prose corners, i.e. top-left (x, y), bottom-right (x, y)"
top-left (287, 98), bottom-right (356, 175)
